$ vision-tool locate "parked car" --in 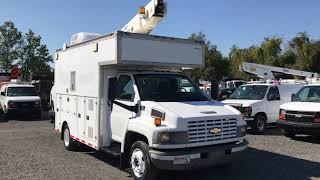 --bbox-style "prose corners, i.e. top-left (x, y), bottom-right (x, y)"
top-left (223, 81), bottom-right (304, 134)
top-left (278, 84), bottom-right (320, 138)
top-left (0, 82), bottom-right (41, 119)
